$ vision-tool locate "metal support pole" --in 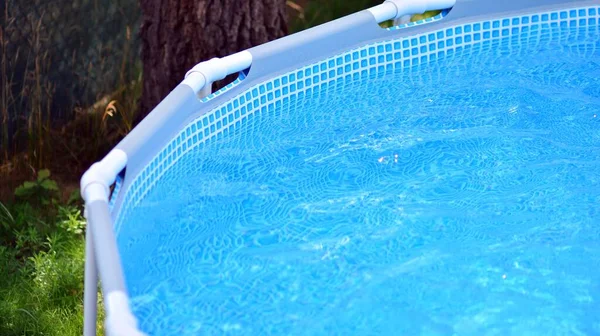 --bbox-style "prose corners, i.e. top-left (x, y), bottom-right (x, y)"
top-left (84, 227), bottom-right (98, 336)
